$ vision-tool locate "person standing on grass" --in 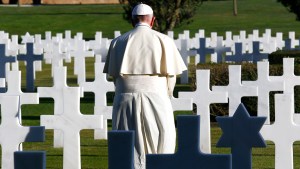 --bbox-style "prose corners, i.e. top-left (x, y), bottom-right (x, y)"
top-left (103, 3), bottom-right (187, 169)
